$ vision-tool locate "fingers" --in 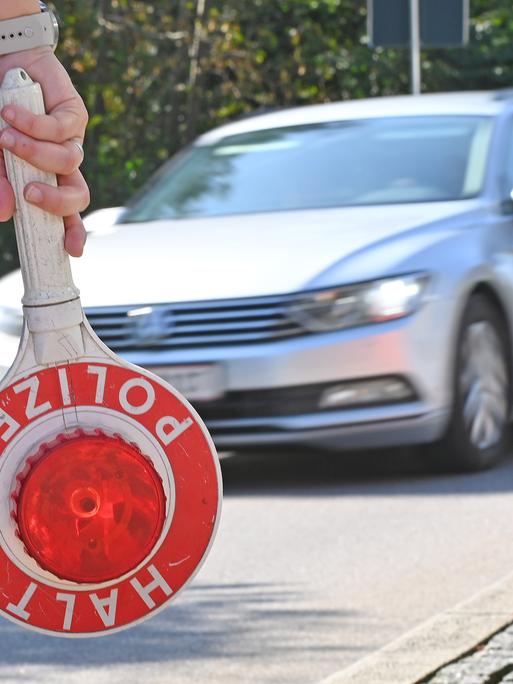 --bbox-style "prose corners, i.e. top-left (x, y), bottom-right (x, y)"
top-left (0, 52), bottom-right (90, 257)
top-left (0, 128), bottom-right (84, 175)
top-left (24, 170), bottom-right (90, 217)
top-left (0, 157), bottom-right (87, 258)
top-left (23, 172), bottom-right (89, 258)
top-left (0, 152), bottom-right (14, 221)
top-left (0, 176), bottom-right (14, 222)
top-left (63, 214), bottom-right (87, 258)
top-left (1, 101), bottom-right (88, 144)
